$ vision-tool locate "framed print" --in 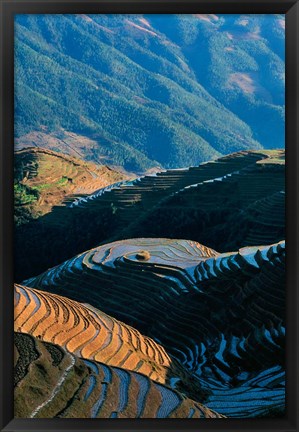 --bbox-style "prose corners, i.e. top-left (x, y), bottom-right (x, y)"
top-left (0, 0), bottom-right (298, 431)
